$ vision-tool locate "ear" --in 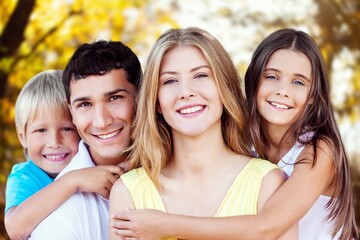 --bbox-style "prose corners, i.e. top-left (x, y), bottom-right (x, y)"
top-left (17, 128), bottom-right (27, 149)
